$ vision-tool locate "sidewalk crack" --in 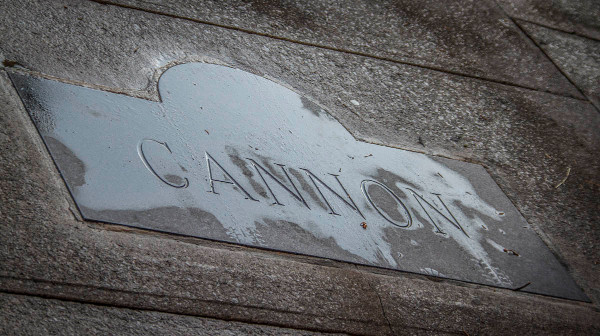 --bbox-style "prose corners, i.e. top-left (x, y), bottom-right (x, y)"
top-left (357, 266), bottom-right (395, 335)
